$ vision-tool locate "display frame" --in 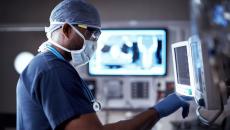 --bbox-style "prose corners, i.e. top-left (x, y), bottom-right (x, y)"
top-left (171, 41), bottom-right (195, 97)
